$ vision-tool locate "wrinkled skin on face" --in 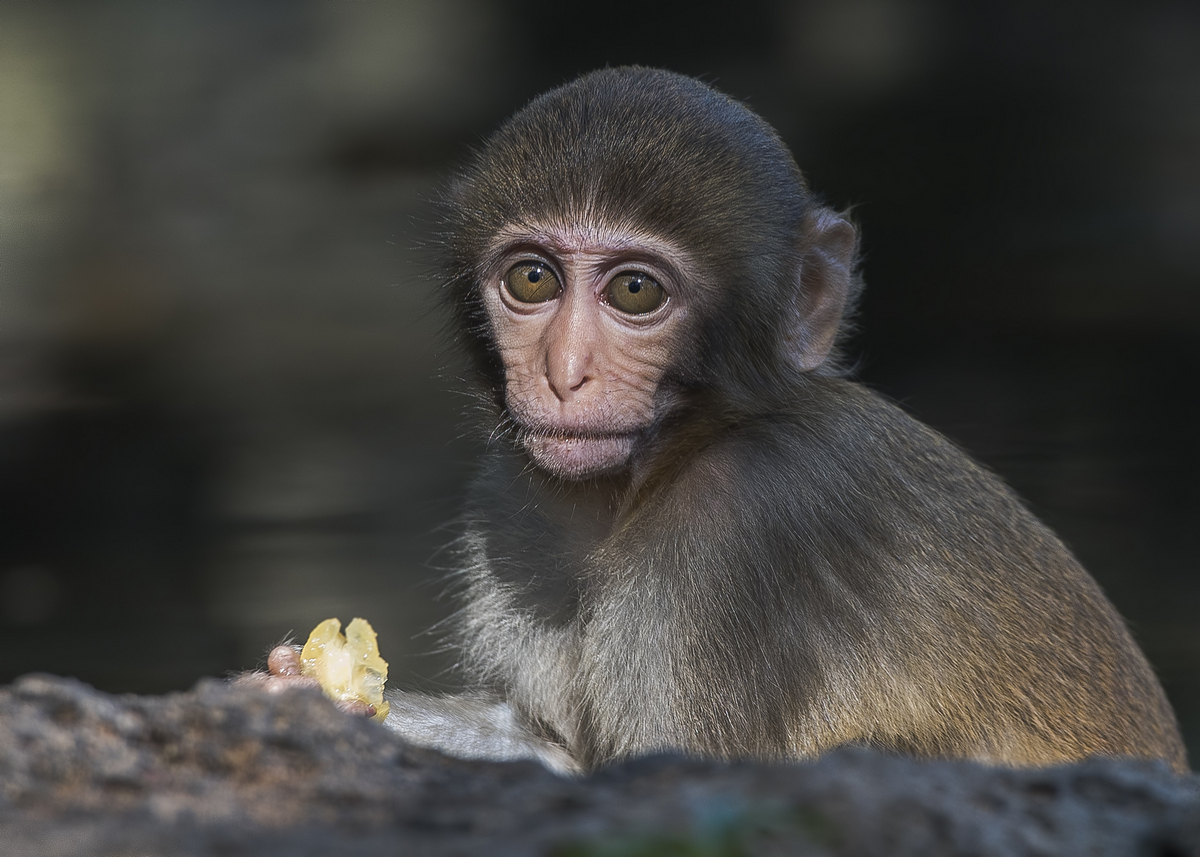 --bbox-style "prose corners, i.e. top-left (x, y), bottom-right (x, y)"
top-left (480, 222), bottom-right (699, 480)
